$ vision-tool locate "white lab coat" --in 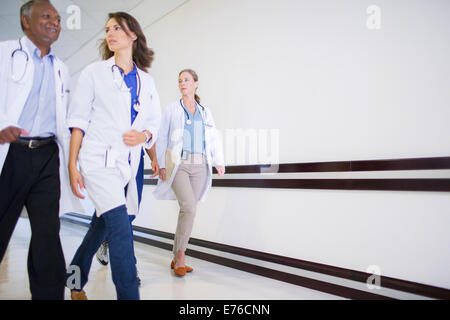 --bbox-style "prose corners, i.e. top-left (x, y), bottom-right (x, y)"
top-left (67, 57), bottom-right (161, 217)
top-left (0, 36), bottom-right (85, 216)
top-left (153, 100), bottom-right (224, 201)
